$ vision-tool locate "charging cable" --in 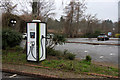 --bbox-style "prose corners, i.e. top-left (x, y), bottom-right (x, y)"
top-left (39, 35), bottom-right (45, 60)
top-left (27, 35), bottom-right (46, 61)
top-left (27, 41), bottom-right (37, 60)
